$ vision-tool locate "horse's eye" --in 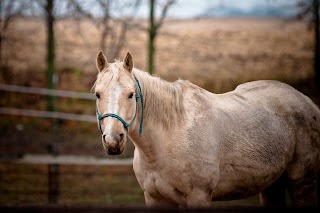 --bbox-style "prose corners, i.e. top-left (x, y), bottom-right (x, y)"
top-left (128, 93), bottom-right (134, 99)
top-left (96, 93), bottom-right (100, 99)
